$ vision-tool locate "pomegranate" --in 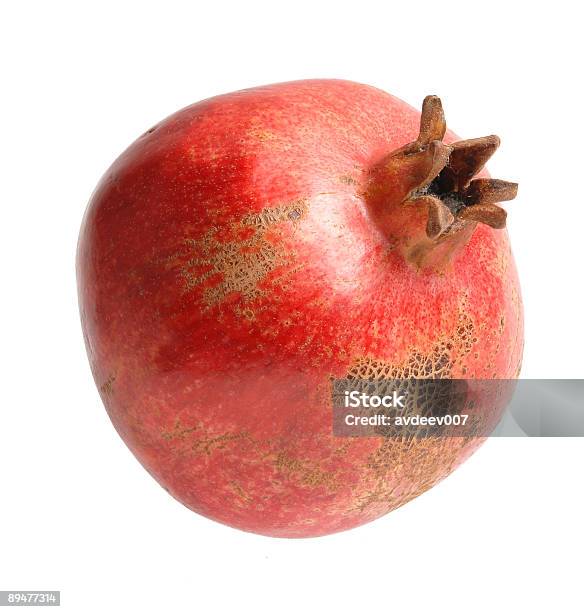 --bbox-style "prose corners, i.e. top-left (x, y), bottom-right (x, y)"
top-left (77, 80), bottom-right (523, 537)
